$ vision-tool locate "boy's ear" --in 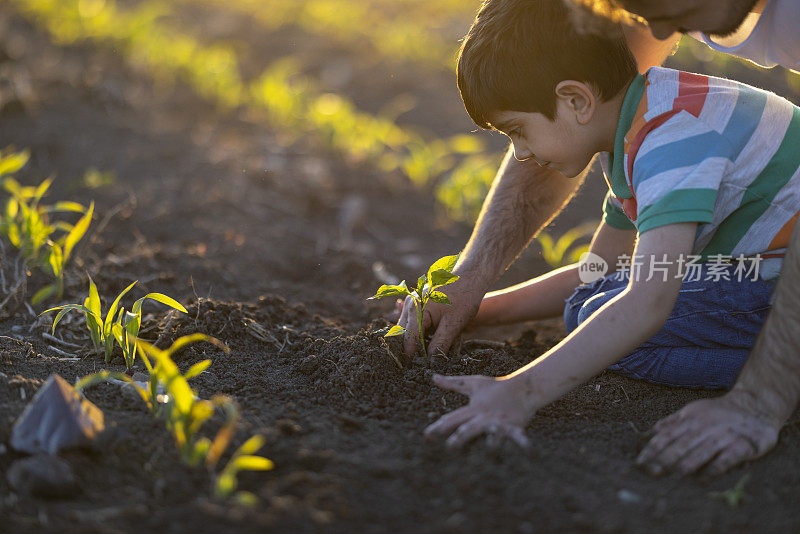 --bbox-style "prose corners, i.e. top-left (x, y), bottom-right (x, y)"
top-left (554, 81), bottom-right (596, 125)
